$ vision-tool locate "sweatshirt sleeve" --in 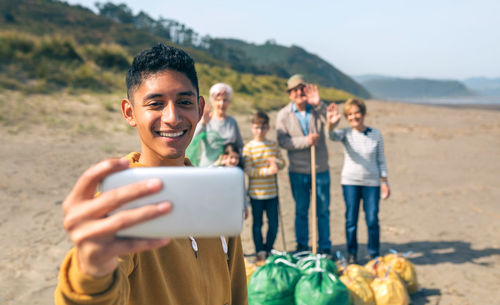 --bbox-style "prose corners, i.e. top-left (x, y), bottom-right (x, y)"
top-left (328, 128), bottom-right (346, 142)
top-left (376, 131), bottom-right (388, 178)
top-left (227, 236), bottom-right (249, 305)
top-left (276, 111), bottom-right (309, 150)
top-left (274, 142), bottom-right (286, 170)
top-left (55, 248), bottom-right (134, 305)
